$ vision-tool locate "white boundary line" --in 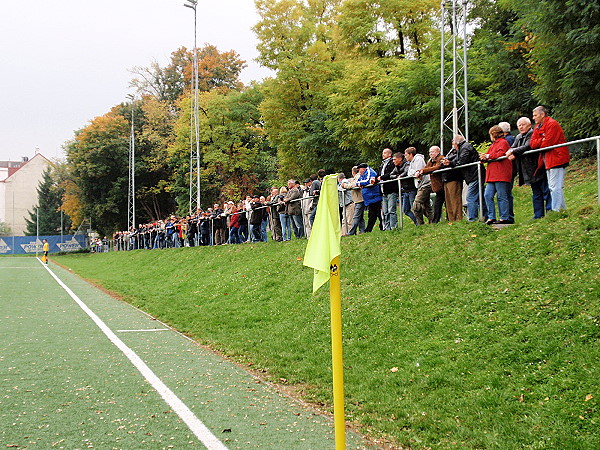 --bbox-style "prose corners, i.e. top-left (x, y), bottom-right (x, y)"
top-left (116, 328), bottom-right (170, 332)
top-left (37, 258), bottom-right (227, 450)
